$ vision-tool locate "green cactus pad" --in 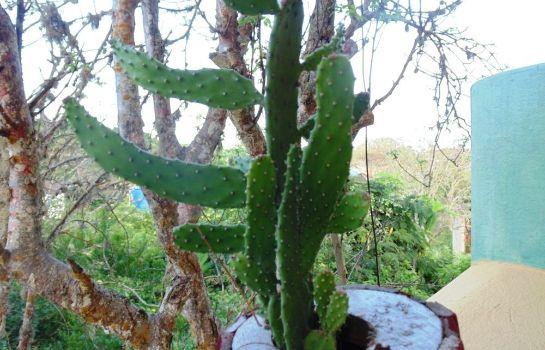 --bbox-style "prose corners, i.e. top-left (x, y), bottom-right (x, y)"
top-left (326, 192), bottom-right (370, 233)
top-left (268, 295), bottom-right (285, 349)
top-left (323, 291), bottom-right (348, 334)
top-left (314, 271), bottom-right (336, 323)
top-left (298, 92), bottom-right (368, 139)
top-left (240, 156), bottom-right (278, 295)
top-left (233, 255), bottom-right (275, 297)
top-left (111, 41), bottom-right (263, 109)
top-left (304, 330), bottom-right (336, 350)
top-left (299, 55), bottom-right (355, 269)
top-left (301, 31), bottom-right (343, 71)
top-left (352, 92), bottom-right (370, 124)
top-left (224, 0), bottom-right (279, 15)
top-left (173, 224), bottom-right (245, 253)
top-left (64, 99), bottom-right (246, 208)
